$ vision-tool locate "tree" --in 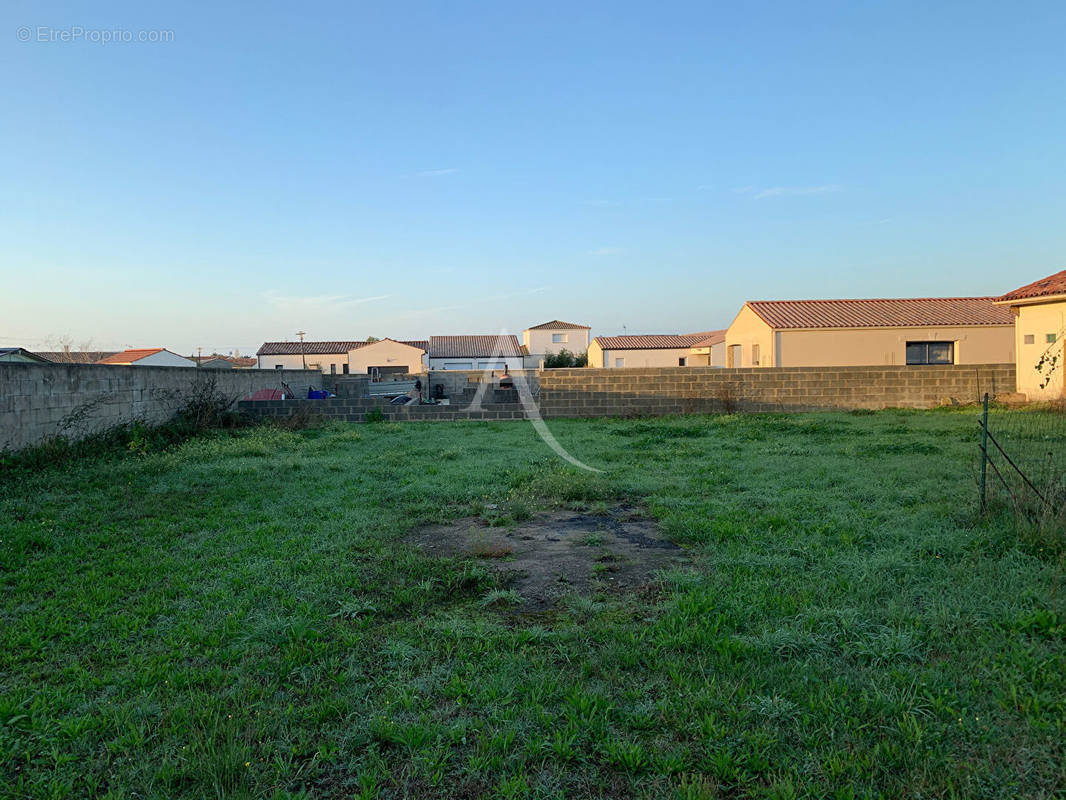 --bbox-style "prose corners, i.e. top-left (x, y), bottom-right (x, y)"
top-left (543, 349), bottom-right (588, 368)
